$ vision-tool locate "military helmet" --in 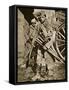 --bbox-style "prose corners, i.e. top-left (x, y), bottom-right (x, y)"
top-left (33, 9), bottom-right (42, 20)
